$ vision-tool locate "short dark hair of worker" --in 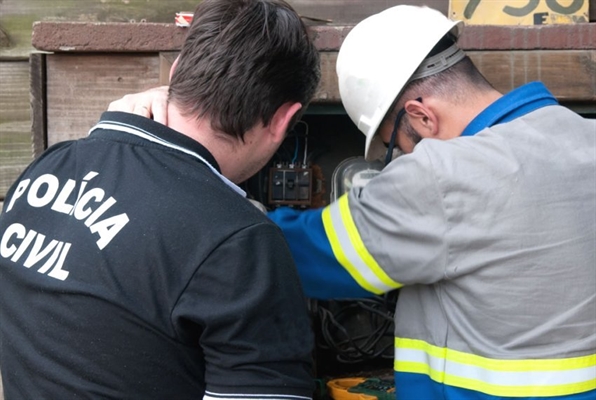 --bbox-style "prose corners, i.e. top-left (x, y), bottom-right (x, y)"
top-left (169, 0), bottom-right (321, 141)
